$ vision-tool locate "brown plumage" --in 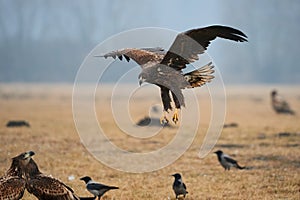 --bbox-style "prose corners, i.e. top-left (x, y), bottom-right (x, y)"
top-left (22, 154), bottom-right (79, 200)
top-left (97, 25), bottom-right (247, 124)
top-left (0, 151), bottom-right (34, 200)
